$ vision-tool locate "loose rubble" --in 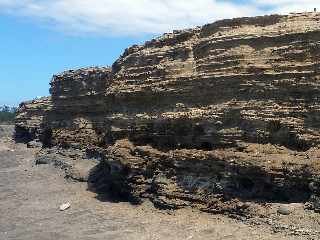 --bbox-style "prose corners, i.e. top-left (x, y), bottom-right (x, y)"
top-left (59, 202), bottom-right (71, 211)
